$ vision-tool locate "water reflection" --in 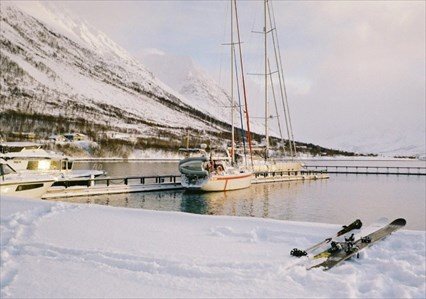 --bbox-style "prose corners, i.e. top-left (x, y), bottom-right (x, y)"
top-left (53, 179), bottom-right (321, 220)
top-left (55, 161), bottom-right (426, 230)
